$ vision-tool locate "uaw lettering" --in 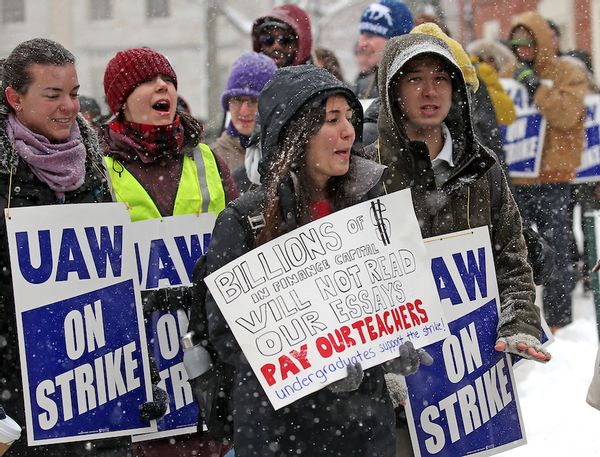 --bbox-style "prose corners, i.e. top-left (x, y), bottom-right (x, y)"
top-left (404, 227), bottom-right (526, 457)
top-left (131, 213), bottom-right (216, 290)
top-left (575, 94), bottom-right (600, 183)
top-left (128, 214), bottom-right (217, 440)
top-left (5, 203), bottom-right (155, 445)
top-left (499, 78), bottom-right (545, 177)
top-left (205, 190), bottom-right (449, 410)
